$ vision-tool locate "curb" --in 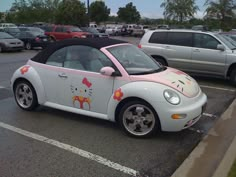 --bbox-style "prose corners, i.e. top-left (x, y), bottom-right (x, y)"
top-left (171, 98), bottom-right (236, 177)
top-left (212, 136), bottom-right (236, 177)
